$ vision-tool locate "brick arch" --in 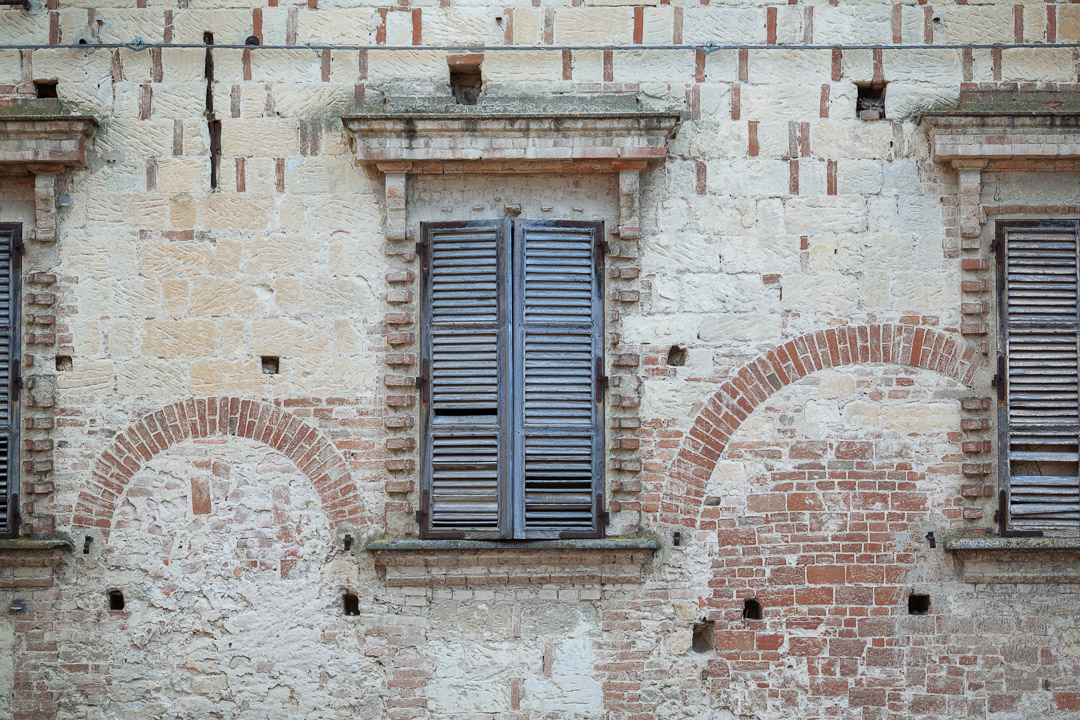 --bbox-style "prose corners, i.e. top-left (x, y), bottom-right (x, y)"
top-left (659, 324), bottom-right (981, 530)
top-left (73, 397), bottom-right (366, 536)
